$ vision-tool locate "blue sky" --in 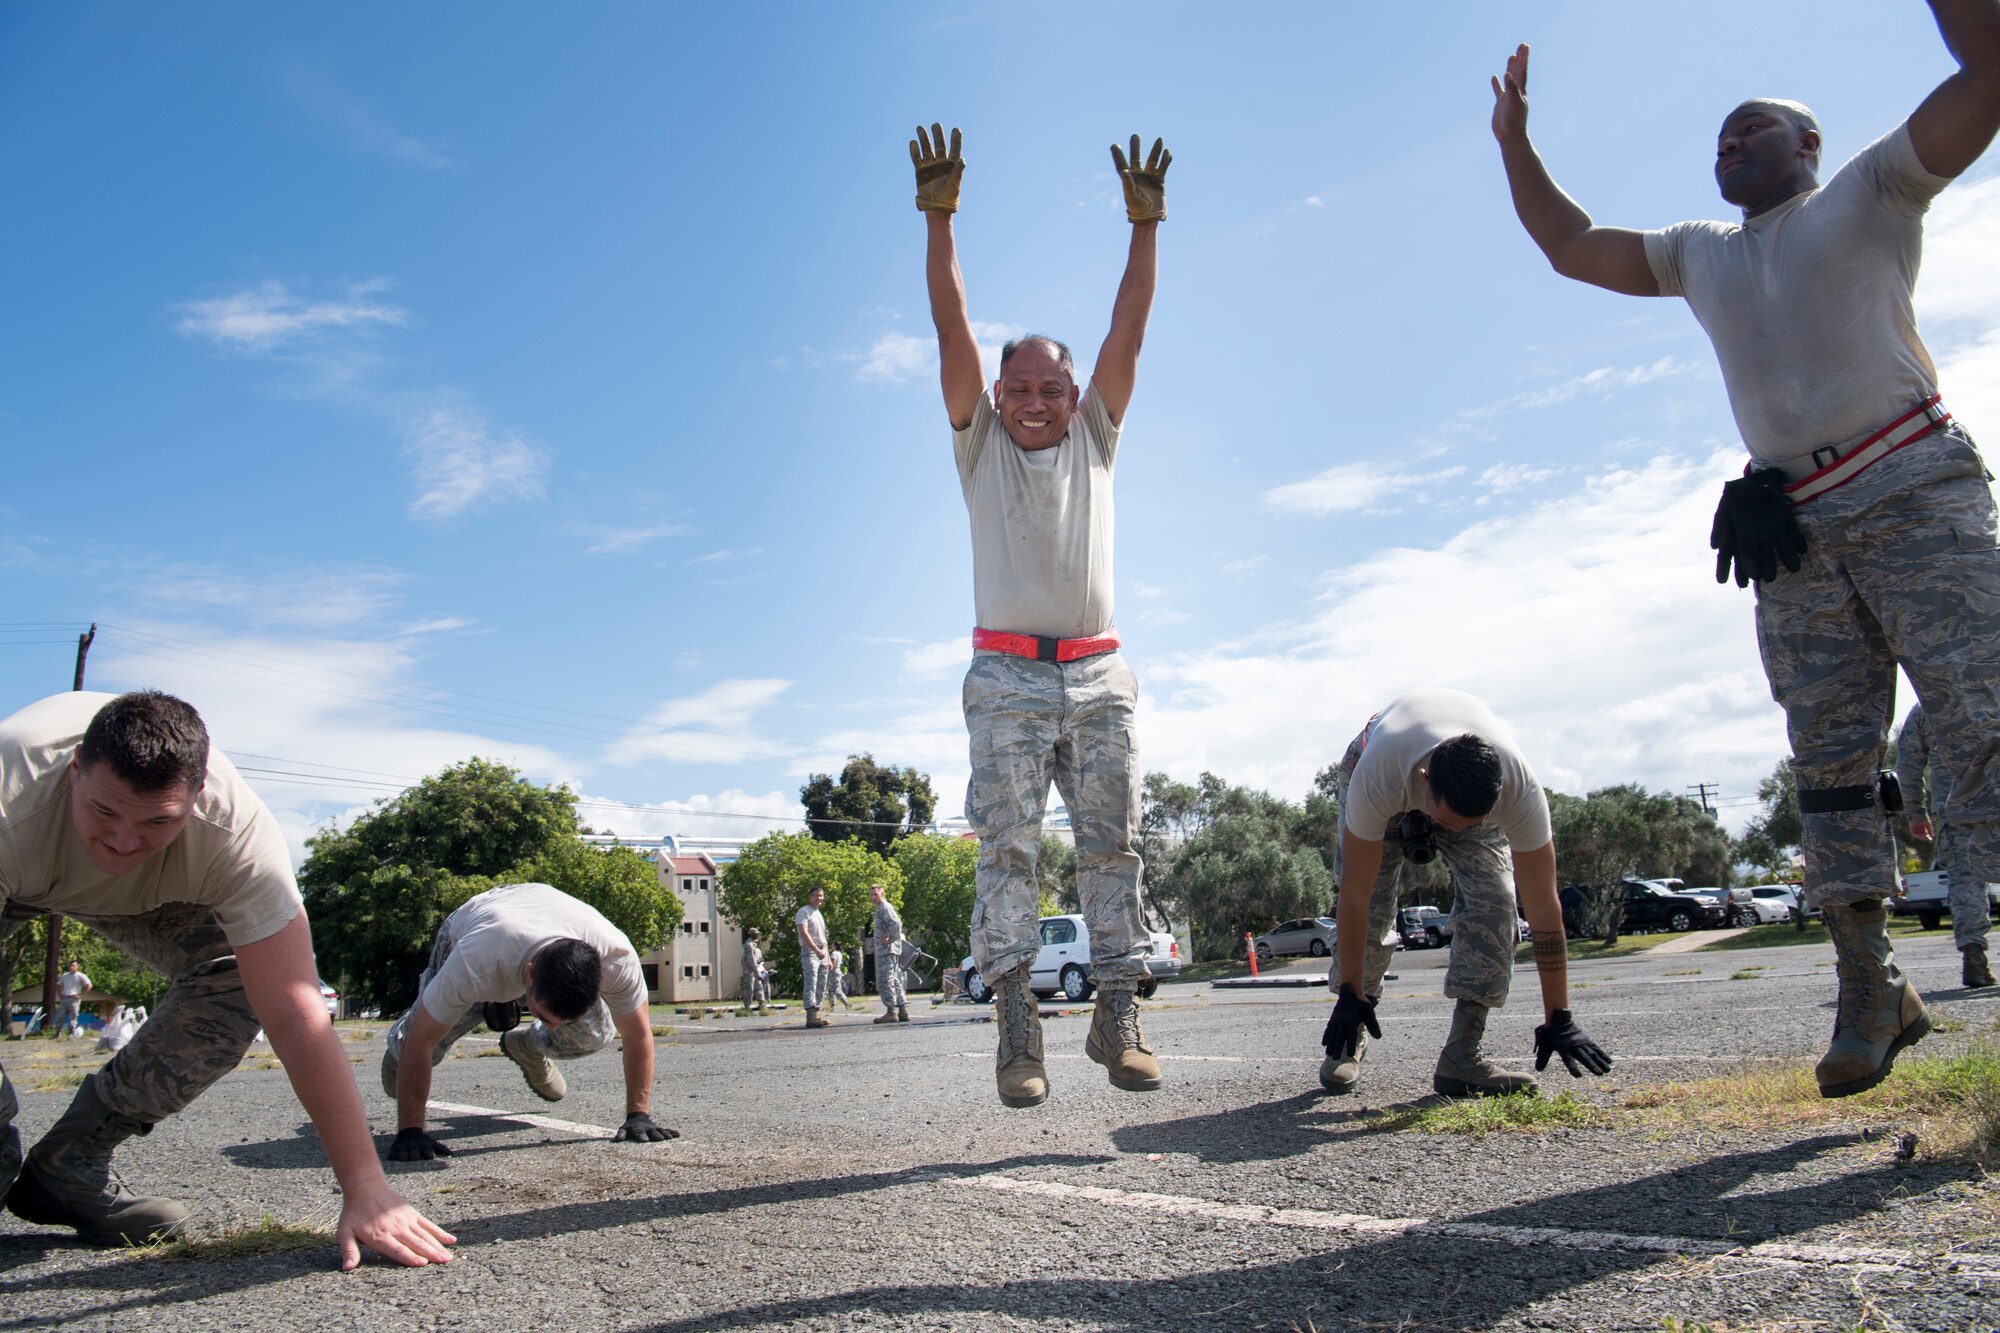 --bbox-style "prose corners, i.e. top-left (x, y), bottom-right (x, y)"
top-left (5, 2), bottom-right (1998, 860)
